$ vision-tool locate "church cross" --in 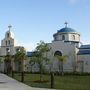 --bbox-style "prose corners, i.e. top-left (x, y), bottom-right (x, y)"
top-left (8, 25), bottom-right (12, 31)
top-left (64, 22), bottom-right (68, 27)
